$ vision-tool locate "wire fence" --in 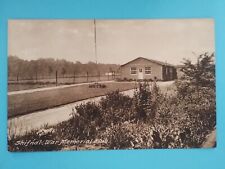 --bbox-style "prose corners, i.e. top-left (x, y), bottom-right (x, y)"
top-left (8, 71), bottom-right (119, 85)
